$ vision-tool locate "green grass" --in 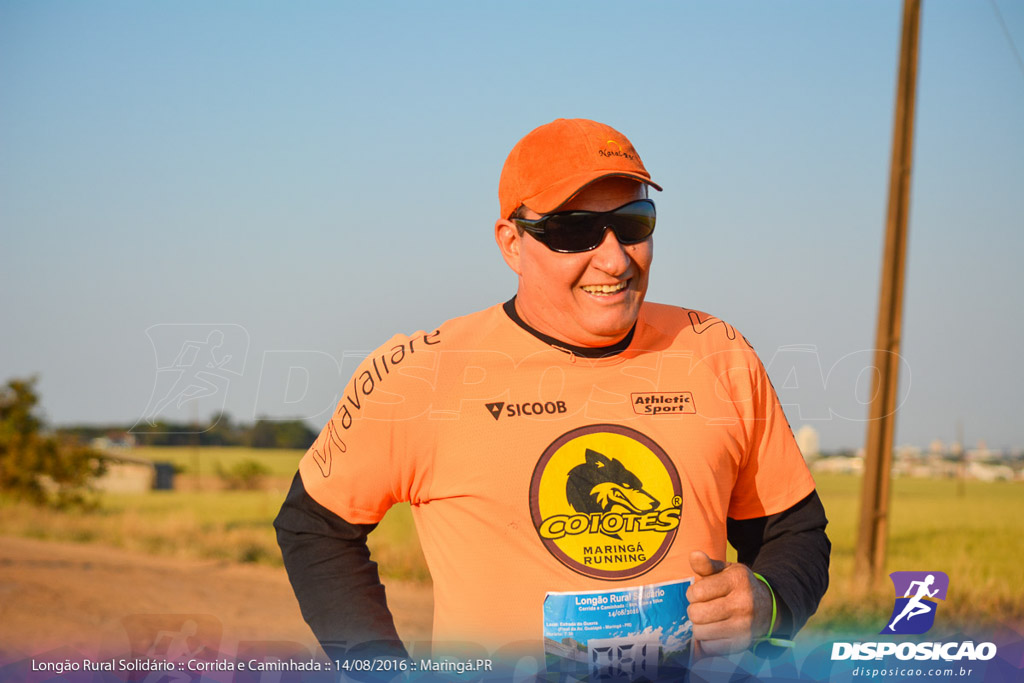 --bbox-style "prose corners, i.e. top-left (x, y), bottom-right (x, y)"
top-left (3, 489), bottom-right (287, 565)
top-left (125, 446), bottom-right (305, 478)
top-left (809, 473), bottom-right (1024, 633)
top-left (0, 486), bottom-right (428, 579)
top-left (1, 463), bottom-right (1021, 630)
